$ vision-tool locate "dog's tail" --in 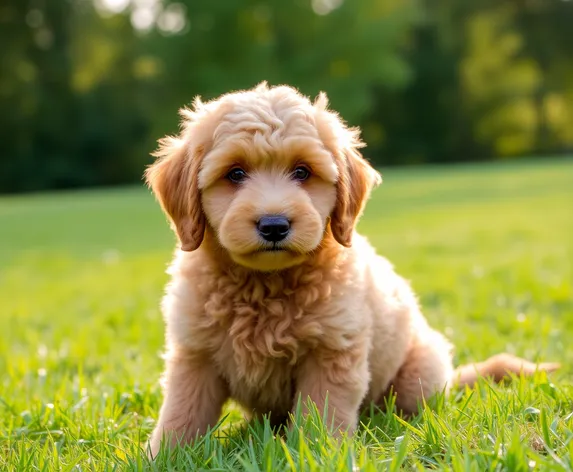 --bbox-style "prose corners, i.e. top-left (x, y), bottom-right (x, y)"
top-left (452, 353), bottom-right (560, 388)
